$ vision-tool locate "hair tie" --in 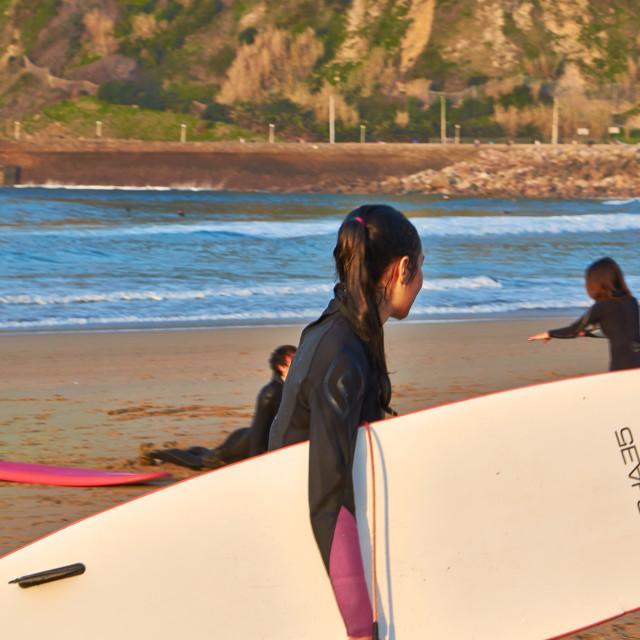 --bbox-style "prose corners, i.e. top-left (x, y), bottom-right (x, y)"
top-left (354, 216), bottom-right (365, 227)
